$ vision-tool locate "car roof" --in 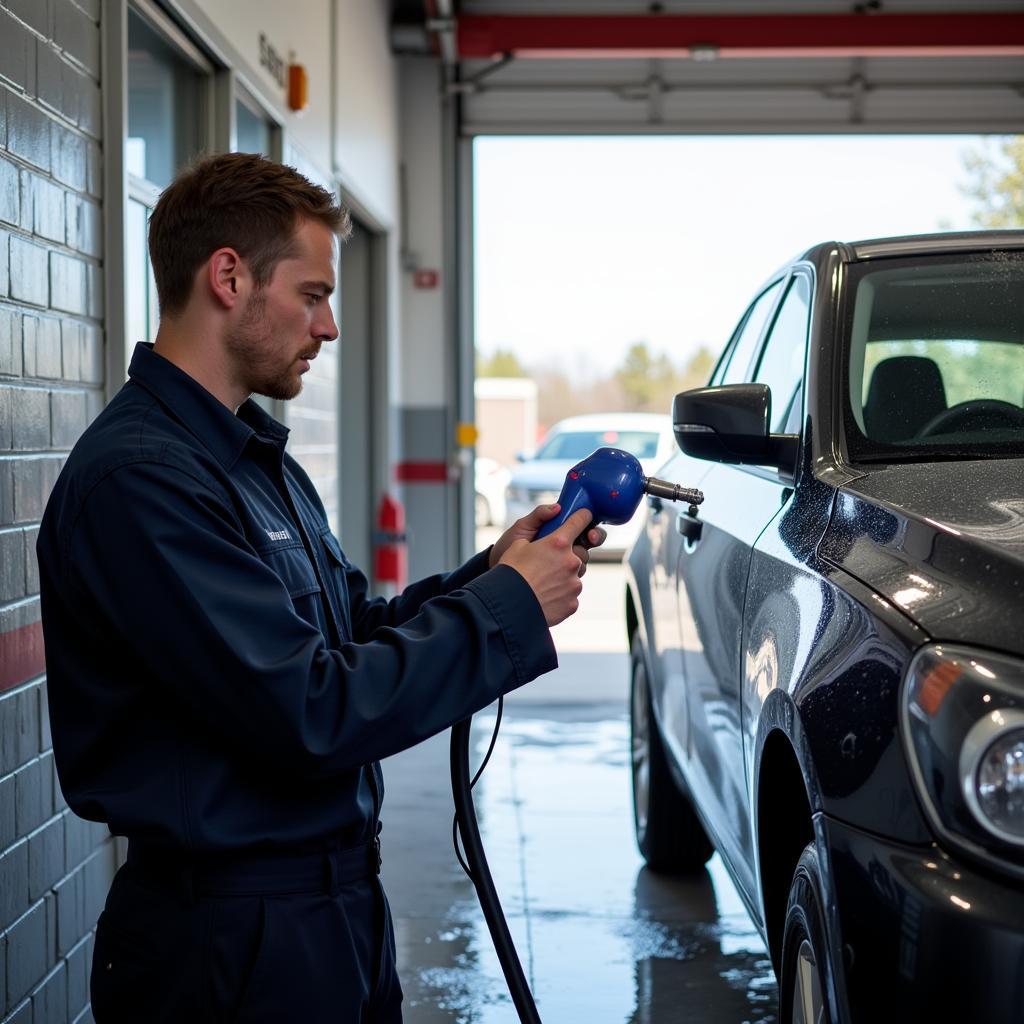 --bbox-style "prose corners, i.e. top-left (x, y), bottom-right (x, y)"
top-left (546, 413), bottom-right (671, 433)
